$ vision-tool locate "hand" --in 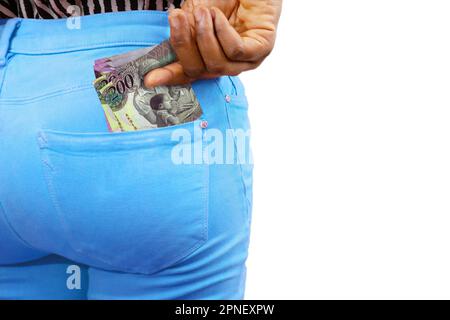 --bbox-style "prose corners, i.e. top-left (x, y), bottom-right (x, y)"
top-left (144, 0), bottom-right (283, 87)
